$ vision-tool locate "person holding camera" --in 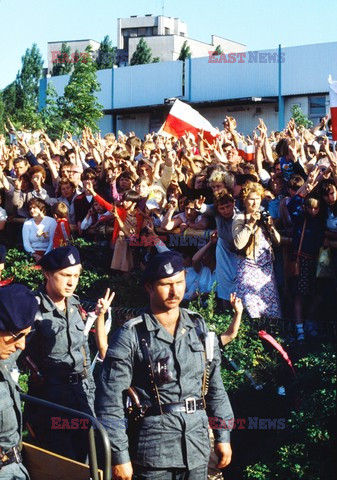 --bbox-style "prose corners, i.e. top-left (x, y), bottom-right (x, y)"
top-left (232, 181), bottom-right (281, 322)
